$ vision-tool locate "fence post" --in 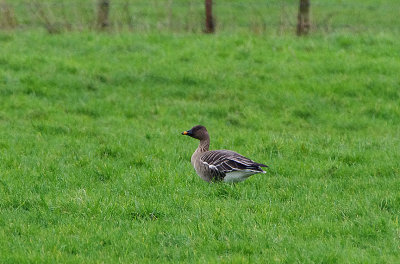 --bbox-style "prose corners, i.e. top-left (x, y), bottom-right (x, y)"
top-left (204, 0), bottom-right (214, 33)
top-left (97, 0), bottom-right (110, 30)
top-left (296, 0), bottom-right (310, 35)
top-left (0, 1), bottom-right (17, 29)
